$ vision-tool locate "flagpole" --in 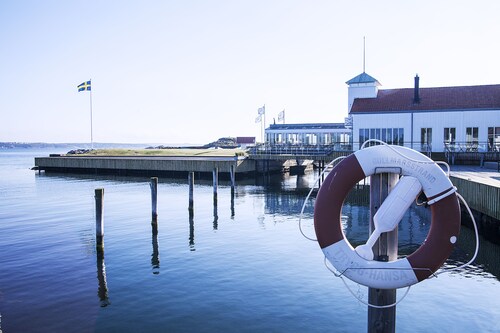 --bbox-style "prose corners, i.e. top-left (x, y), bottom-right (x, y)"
top-left (263, 104), bottom-right (266, 144)
top-left (89, 80), bottom-right (93, 150)
top-left (260, 116), bottom-right (266, 143)
top-left (257, 105), bottom-right (266, 144)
